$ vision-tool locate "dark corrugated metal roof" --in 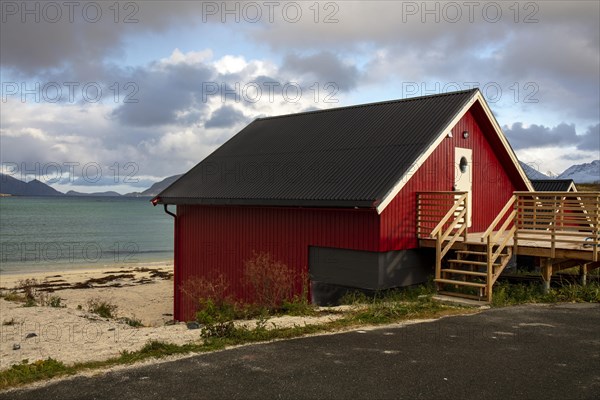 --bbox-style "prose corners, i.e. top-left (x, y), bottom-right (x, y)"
top-left (531, 179), bottom-right (575, 192)
top-left (156, 89), bottom-right (478, 207)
